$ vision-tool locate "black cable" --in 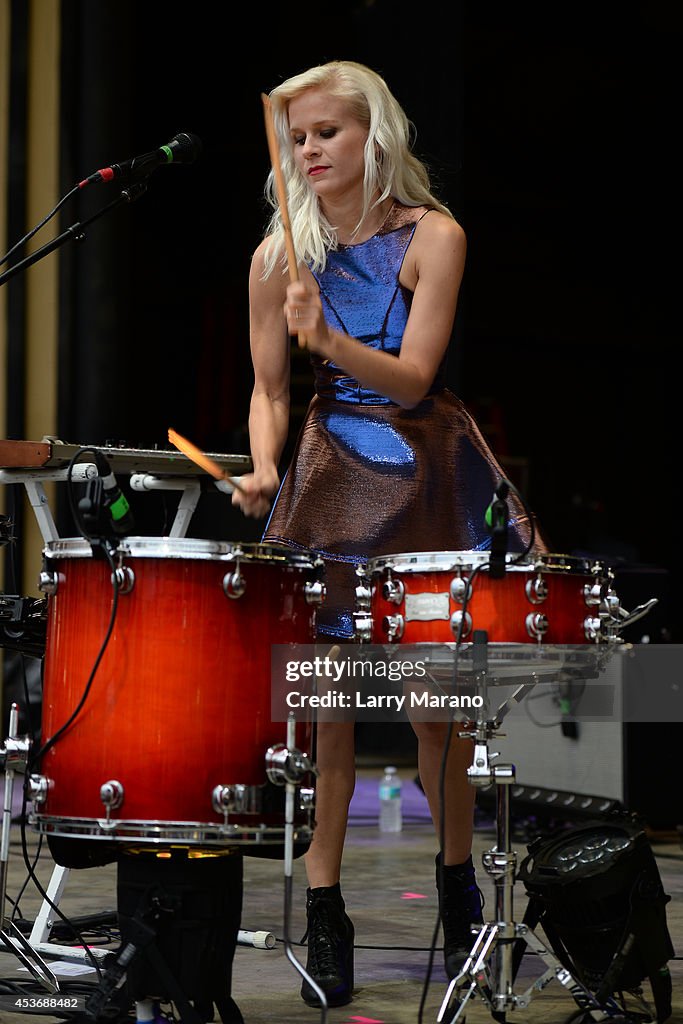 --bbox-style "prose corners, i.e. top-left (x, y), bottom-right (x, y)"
top-left (13, 804), bottom-right (106, 983)
top-left (30, 449), bottom-right (121, 767)
top-left (0, 185), bottom-right (81, 268)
